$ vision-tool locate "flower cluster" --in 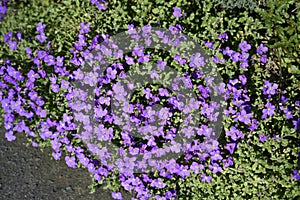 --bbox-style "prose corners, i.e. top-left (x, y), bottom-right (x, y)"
top-left (36, 22), bottom-right (48, 43)
top-left (3, 30), bottom-right (21, 51)
top-left (0, 4), bottom-right (299, 200)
